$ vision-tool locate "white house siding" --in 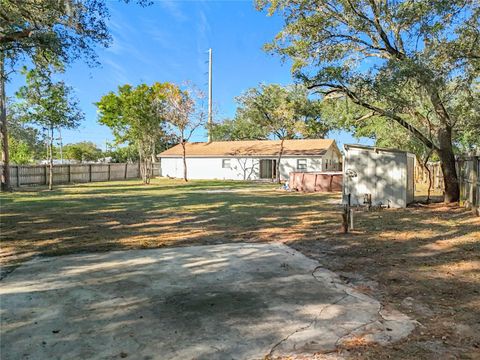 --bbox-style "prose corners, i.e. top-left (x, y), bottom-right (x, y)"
top-left (343, 146), bottom-right (414, 208)
top-left (321, 146), bottom-right (342, 171)
top-left (160, 156), bottom-right (327, 181)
